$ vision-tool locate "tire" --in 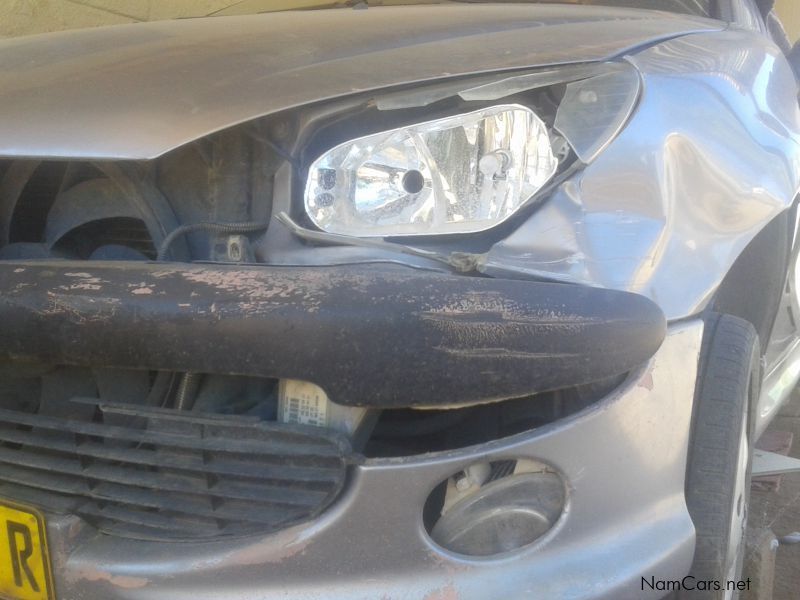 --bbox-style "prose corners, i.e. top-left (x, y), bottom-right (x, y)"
top-left (681, 313), bottom-right (761, 599)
